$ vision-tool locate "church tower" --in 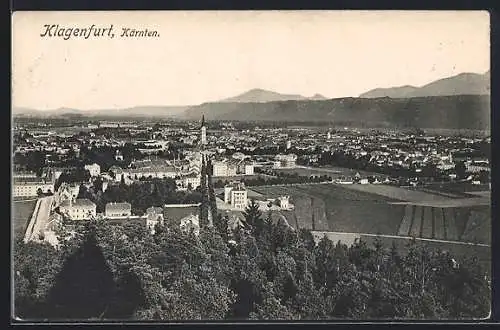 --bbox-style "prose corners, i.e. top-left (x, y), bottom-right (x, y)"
top-left (200, 114), bottom-right (207, 146)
